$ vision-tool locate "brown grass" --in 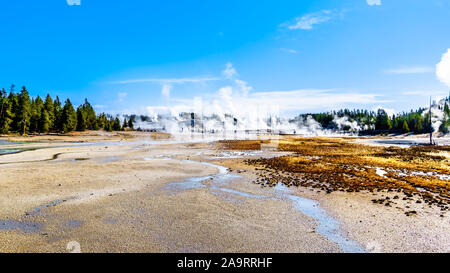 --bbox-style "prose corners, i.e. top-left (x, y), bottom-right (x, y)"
top-left (222, 137), bottom-right (450, 211)
top-left (216, 139), bottom-right (271, 151)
